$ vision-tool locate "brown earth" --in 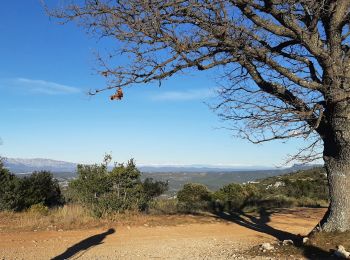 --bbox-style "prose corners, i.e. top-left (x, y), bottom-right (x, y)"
top-left (0, 208), bottom-right (326, 260)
